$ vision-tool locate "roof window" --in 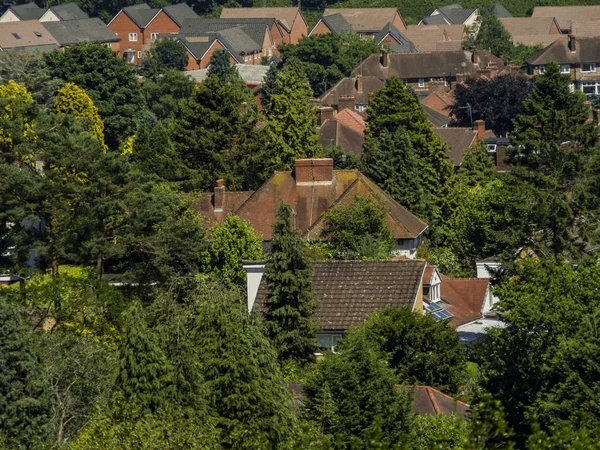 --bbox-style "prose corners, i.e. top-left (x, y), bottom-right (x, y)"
top-left (12, 33), bottom-right (20, 39)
